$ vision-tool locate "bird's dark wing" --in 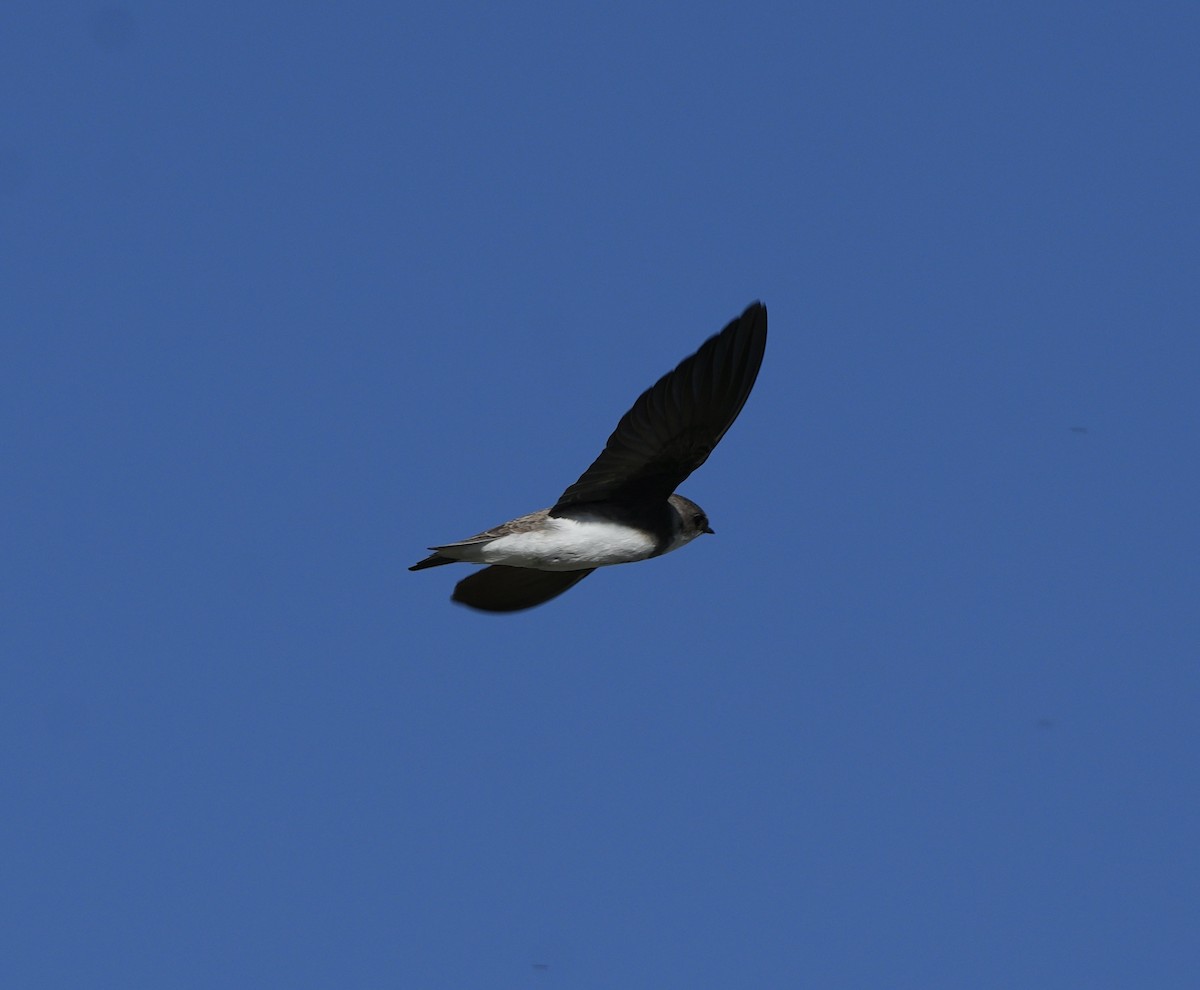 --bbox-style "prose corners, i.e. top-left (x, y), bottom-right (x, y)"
top-left (452, 566), bottom-right (596, 612)
top-left (551, 302), bottom-right (766, 512)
